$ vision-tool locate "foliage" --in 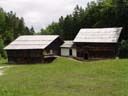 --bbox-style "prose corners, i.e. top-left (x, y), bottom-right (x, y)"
top-left (119, 40), bottom-right (128, 58)
top-left (0, 8), bottom-right (35, 57)
top-left (0, 57), bottom-right (128, 96)
top-left (0, 57), bottom-right (7, 64)
top-left (0, 37), bottom-right (7, 58)
top-left (40, 0), bottom-right (128, 40)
